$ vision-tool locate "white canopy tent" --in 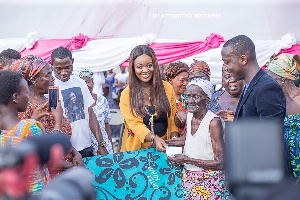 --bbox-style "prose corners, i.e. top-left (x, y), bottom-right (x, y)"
top-left (0, 0), bottom-right (299, 89)
top-left (1, 0), bottom-right (299, 41)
